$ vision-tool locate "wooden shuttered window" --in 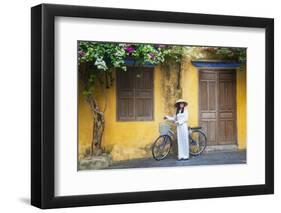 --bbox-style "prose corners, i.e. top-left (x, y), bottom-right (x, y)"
top-left (117, 67), bottom-right (154, 121)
